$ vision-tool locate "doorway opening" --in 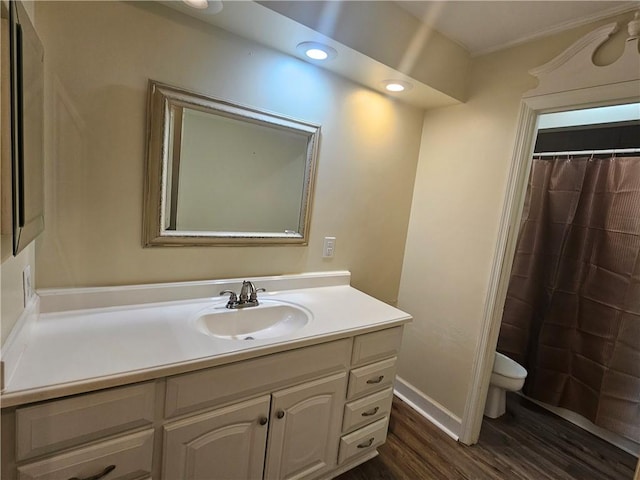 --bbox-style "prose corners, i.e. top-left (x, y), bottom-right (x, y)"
top-left (496, 103), bottom-right (640, 456)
